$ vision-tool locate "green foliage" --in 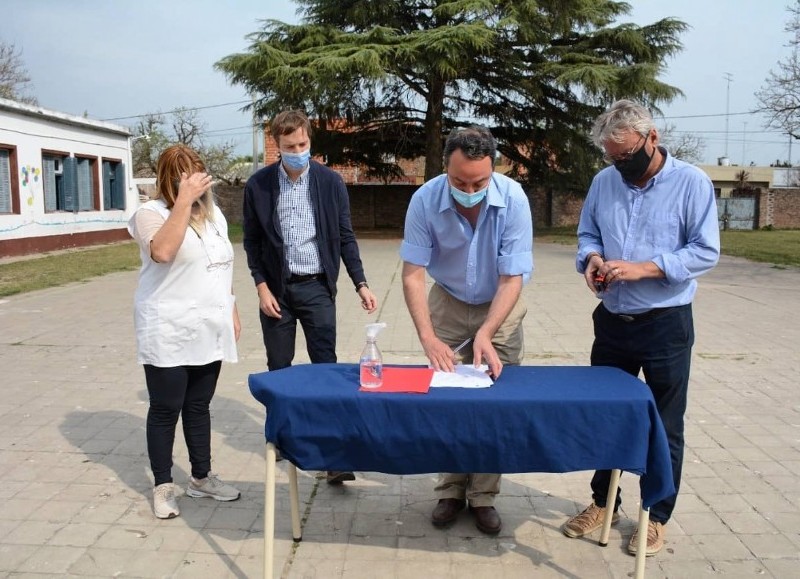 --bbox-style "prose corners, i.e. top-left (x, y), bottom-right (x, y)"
top-left (217, 1), bottom-right (686, 189)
